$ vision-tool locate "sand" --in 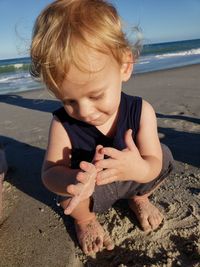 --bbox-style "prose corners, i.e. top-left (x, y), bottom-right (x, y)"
top-left (0, 64), bottom-right (199, 267)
